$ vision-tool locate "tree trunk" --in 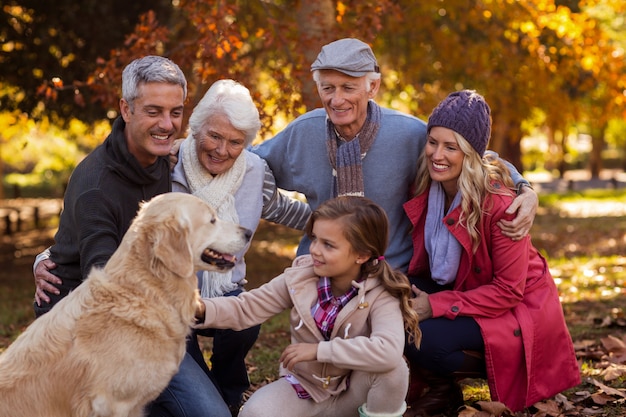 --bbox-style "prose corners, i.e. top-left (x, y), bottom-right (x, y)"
top-left (588, 123), bottom-right (606, 179)
top-left (490, 113), bottom-right (524, 173)
top-left (0, 138), bottom-right (4, 200)
top-left (295, 0), bottom-right (336, 111)
top-left (507, 125), bottom-right (524, 173)
top-left (545, 126), bottom-right (556, 172)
